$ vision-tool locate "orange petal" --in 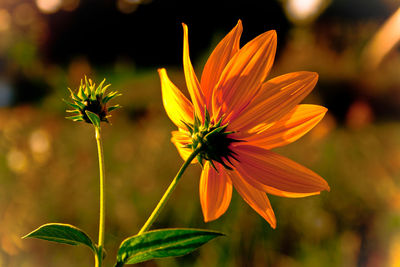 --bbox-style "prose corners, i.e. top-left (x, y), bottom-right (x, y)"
top-left (263, 185), bottom-right (320, 198)
top-left (230, 72), bottom-right (319, 134)
top-left (212, 30), bottom-right (277, 122)
top-left (237, 174), bottom-right (321, 198)
top-left (201, 20), bottom-right (242, 104)
top-left (200, 162), bottom-right (232, 222)
top-left (246, 104), bottom-right (327, 149)
top-left (158, 68), bottom-right (194, 129)
top-left (229, 170), bottom-right (276, 228)
top-left (171, 130), bottom-right (197, 163)
top-left (233, 145), bottom-right (330, 194)
top-left (182, 23), bottom-right (206, 120)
